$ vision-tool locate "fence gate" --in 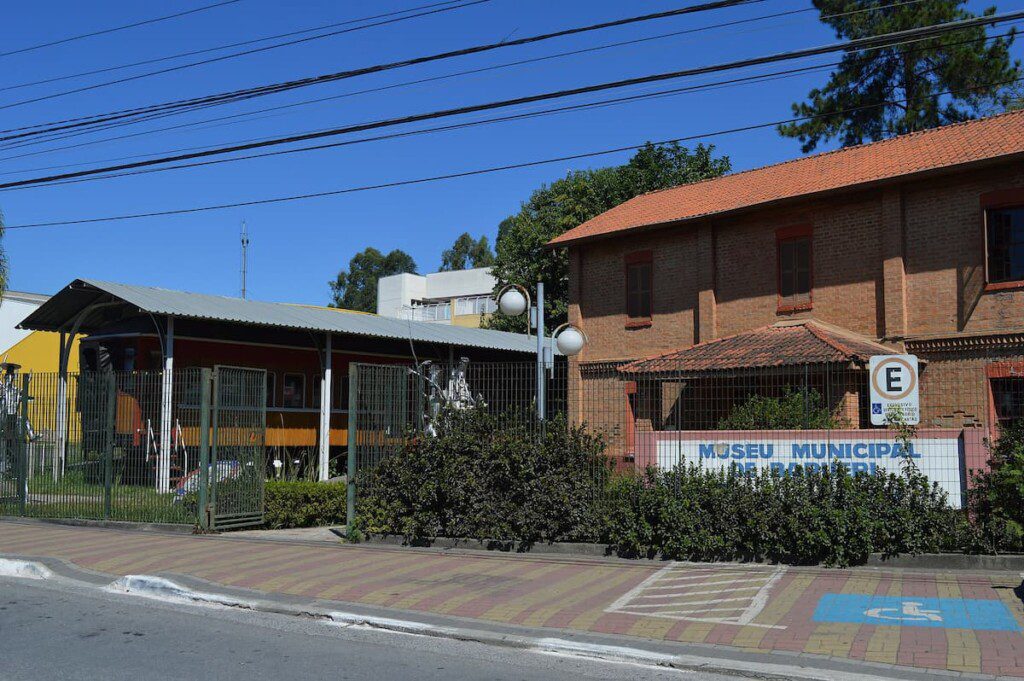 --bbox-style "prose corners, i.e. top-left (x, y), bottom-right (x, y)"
top-left (199, 366), bottom-right (267, 531)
